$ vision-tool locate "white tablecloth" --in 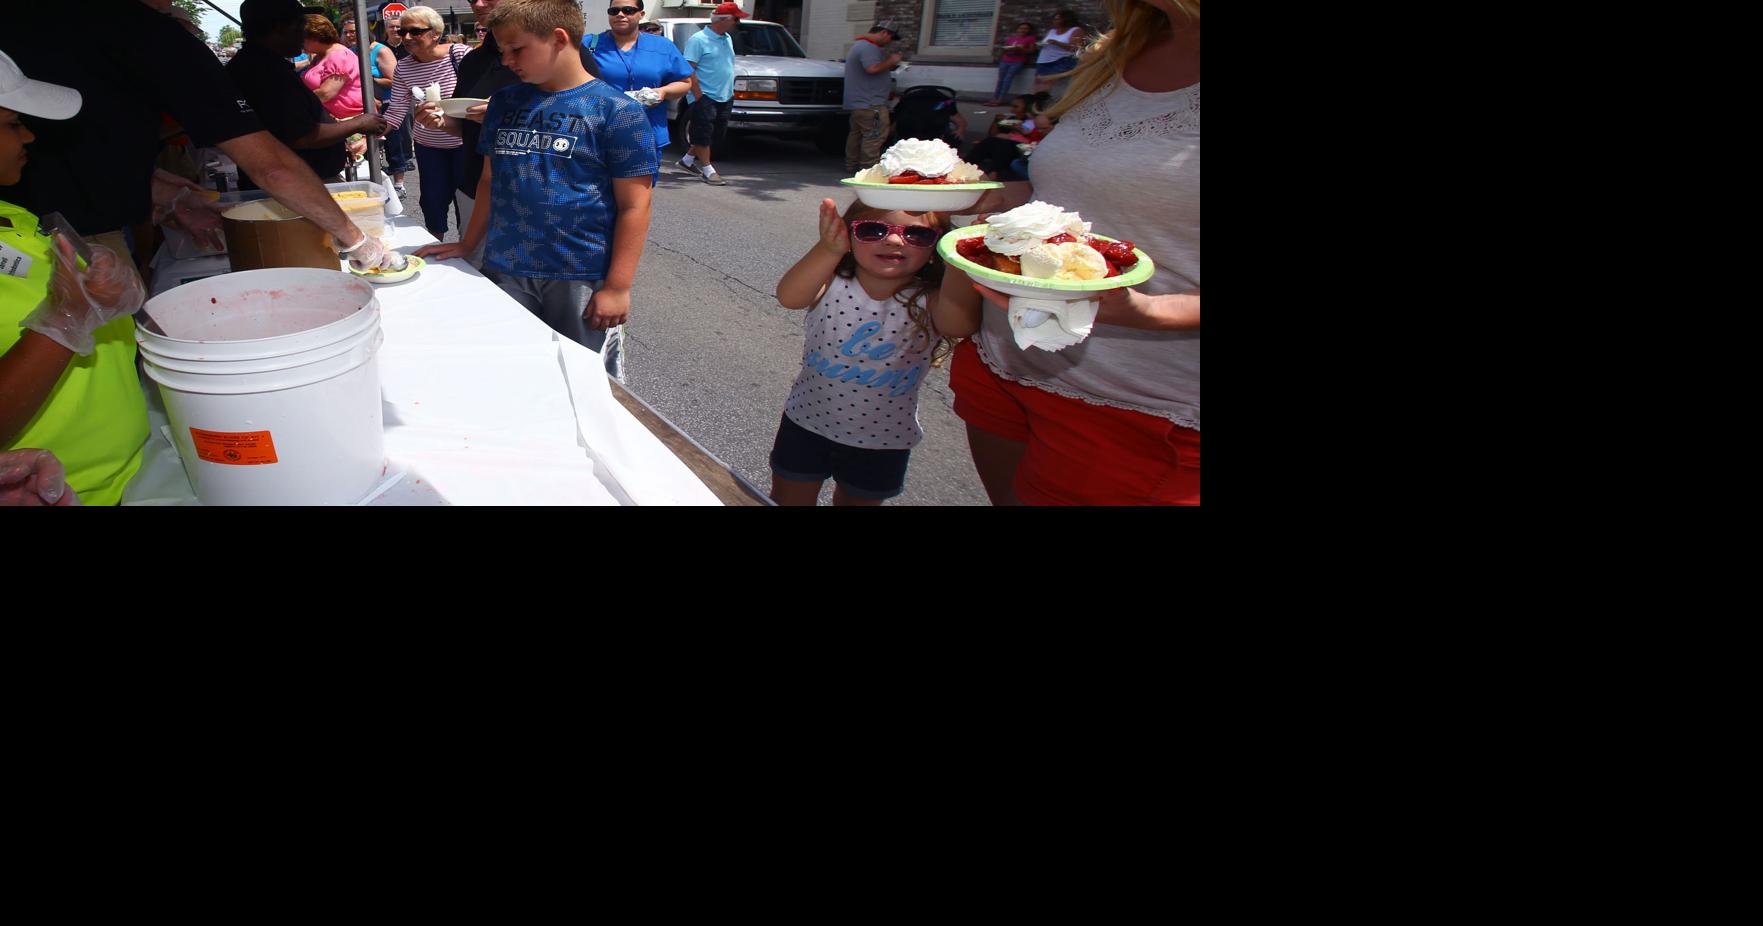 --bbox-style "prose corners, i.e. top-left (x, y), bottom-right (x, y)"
top-left (123, 216), bottom-right (722, 506)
